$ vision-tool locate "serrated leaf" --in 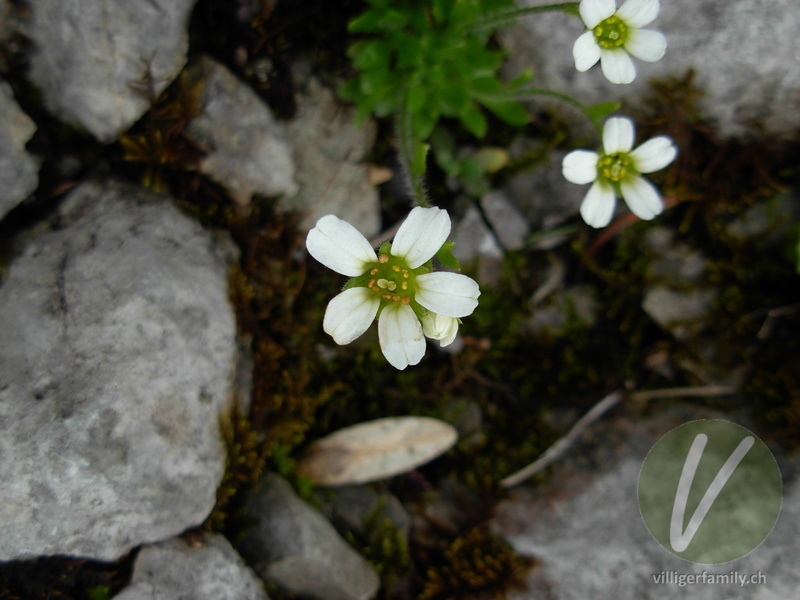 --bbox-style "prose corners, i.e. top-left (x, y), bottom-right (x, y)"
top-left (297, 417), bottom-right (458, 486)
